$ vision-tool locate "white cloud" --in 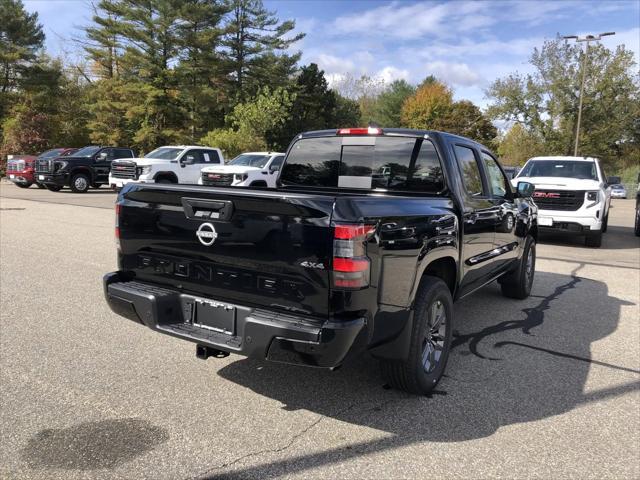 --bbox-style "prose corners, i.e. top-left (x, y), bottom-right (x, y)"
top-left (376, 66), bottom-right (410, 83)
top-left (316, 53), bottom-right (356, 74)
top-left (331, 1), bottom-right (487, 40)
top-left (424, 61), bottom-right (481, 86)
